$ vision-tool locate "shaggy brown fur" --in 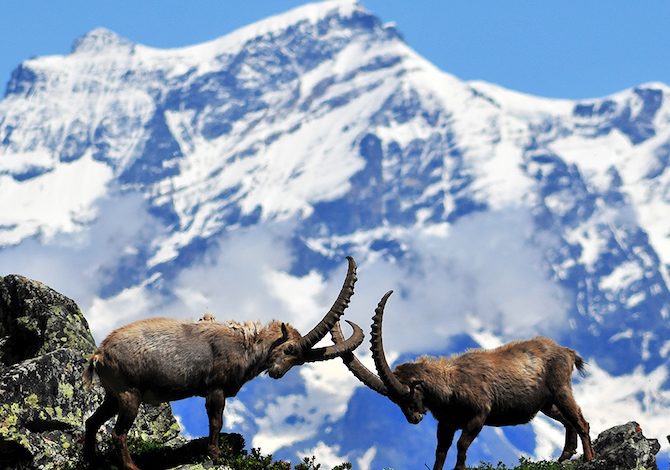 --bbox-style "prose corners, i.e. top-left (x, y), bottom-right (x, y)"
top-left (331, 291), bottom-right (594, 470)
top-left (83, 258), bottom-right (363, 470)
